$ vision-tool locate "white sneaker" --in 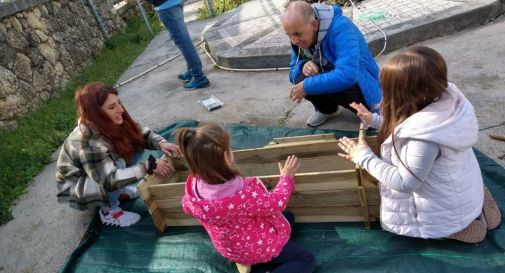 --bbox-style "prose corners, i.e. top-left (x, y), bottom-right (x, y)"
top-left (99, 208), bottom-right (141, 227)
top-left (306, 107), bottom-right (342, 127)
top-left (118, 184), bottom-right (139, 202)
